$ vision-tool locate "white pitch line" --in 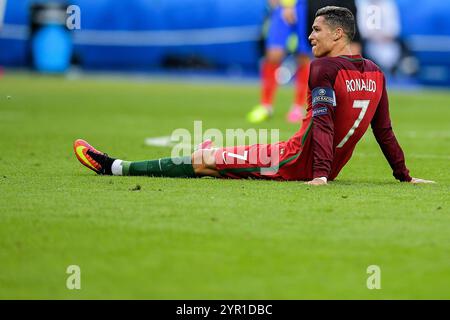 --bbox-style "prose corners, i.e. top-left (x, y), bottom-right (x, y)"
top-left (404, 131), bottom-right (450, 139)
top-left (355, 153), bottom-right (450, 160)
top-left (144, 135), bottom-right (192, 149)
top-left (144, 136), bottom-right (174, 147)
